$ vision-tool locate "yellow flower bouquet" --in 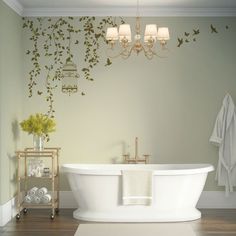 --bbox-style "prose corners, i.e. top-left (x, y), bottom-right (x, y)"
top-left (20, 113), bottom-right (56, 141)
